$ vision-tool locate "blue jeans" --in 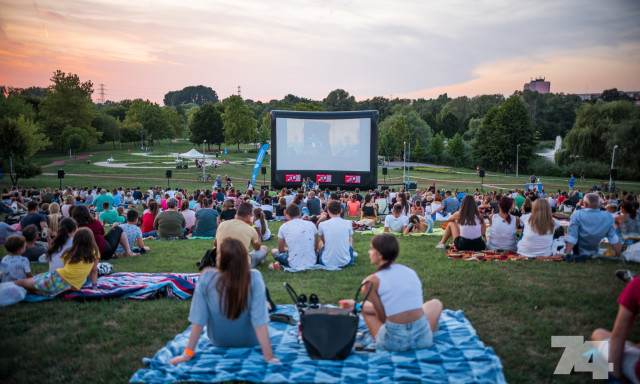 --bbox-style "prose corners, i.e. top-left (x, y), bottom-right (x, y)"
top-left (376, 314), bottom-right (433, 352)
top-left (318, 246), bottom-right (355, 268)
